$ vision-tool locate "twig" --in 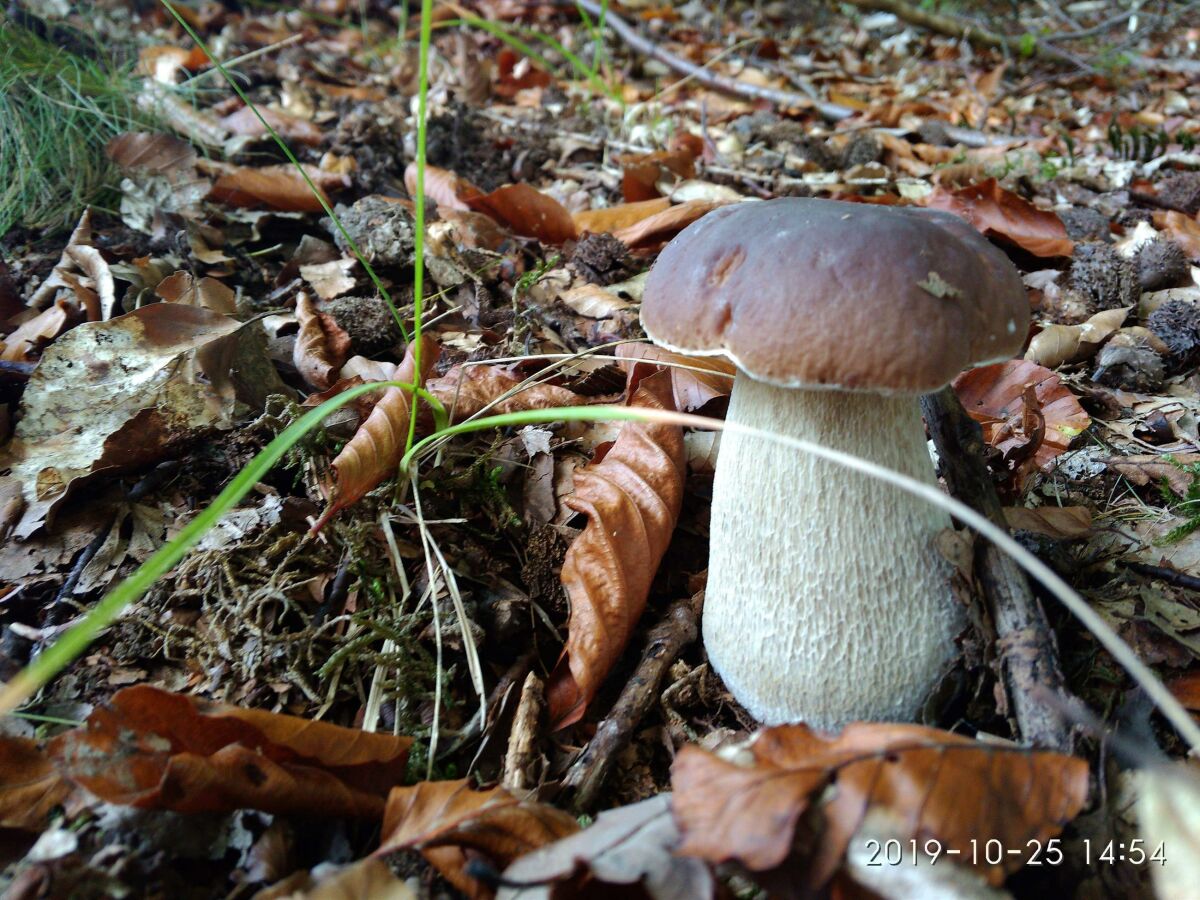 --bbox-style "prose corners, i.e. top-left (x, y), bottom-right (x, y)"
top-left (501, 671), bottom-right (545, 792)
top-left (1123, 561), bottom-right (1200, 594)
top-left (562, 592), bottom-right (702, 812)
top-left (921, 387), bottom-right (1075, 753)
top-left (573, 0), bottom-right (856, 122)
